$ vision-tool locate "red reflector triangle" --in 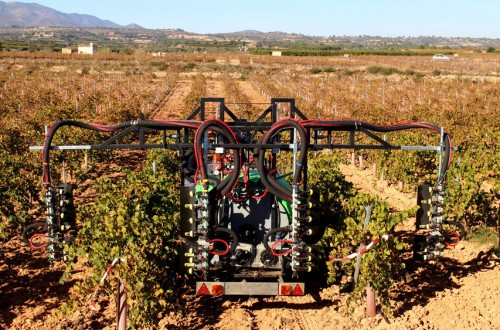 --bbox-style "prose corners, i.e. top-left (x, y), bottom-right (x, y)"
top-left (292, 284), bottom-right (304, 295)
top-left (197, 283), bottom-right (210, 295)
